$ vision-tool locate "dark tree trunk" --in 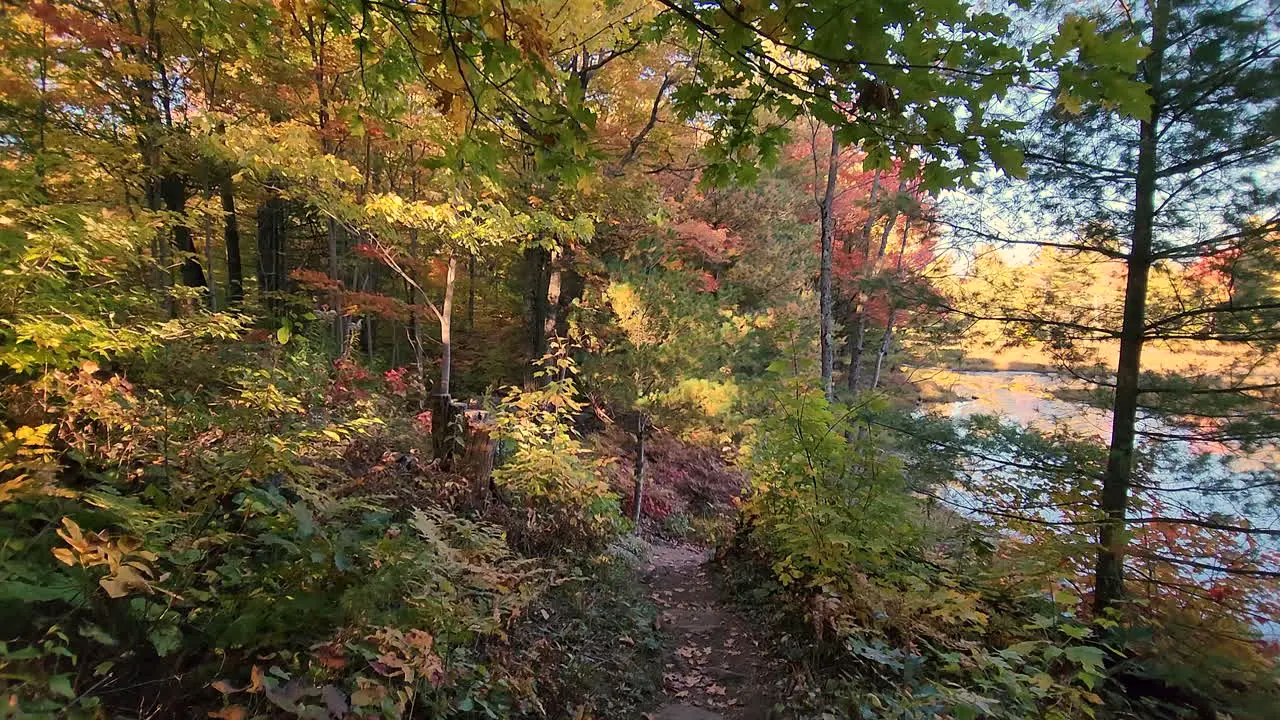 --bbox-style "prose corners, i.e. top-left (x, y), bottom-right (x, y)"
top-left (1094, 0), bottom-right (1166, 616)
top-left (202, 182), bottom-right (219, 311)
top-left (160, 173), bottom-right (207, 288)
top-left (526, 246), bottom-right (551, 376)
top-left (256, 181), bottom-right (288, 317)
top-left (818, 133), bottom-right (839, 401)
top-left (848, 316), bottom-right (868, 390)
top-left (220, 173), bottom-right (244, 305)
